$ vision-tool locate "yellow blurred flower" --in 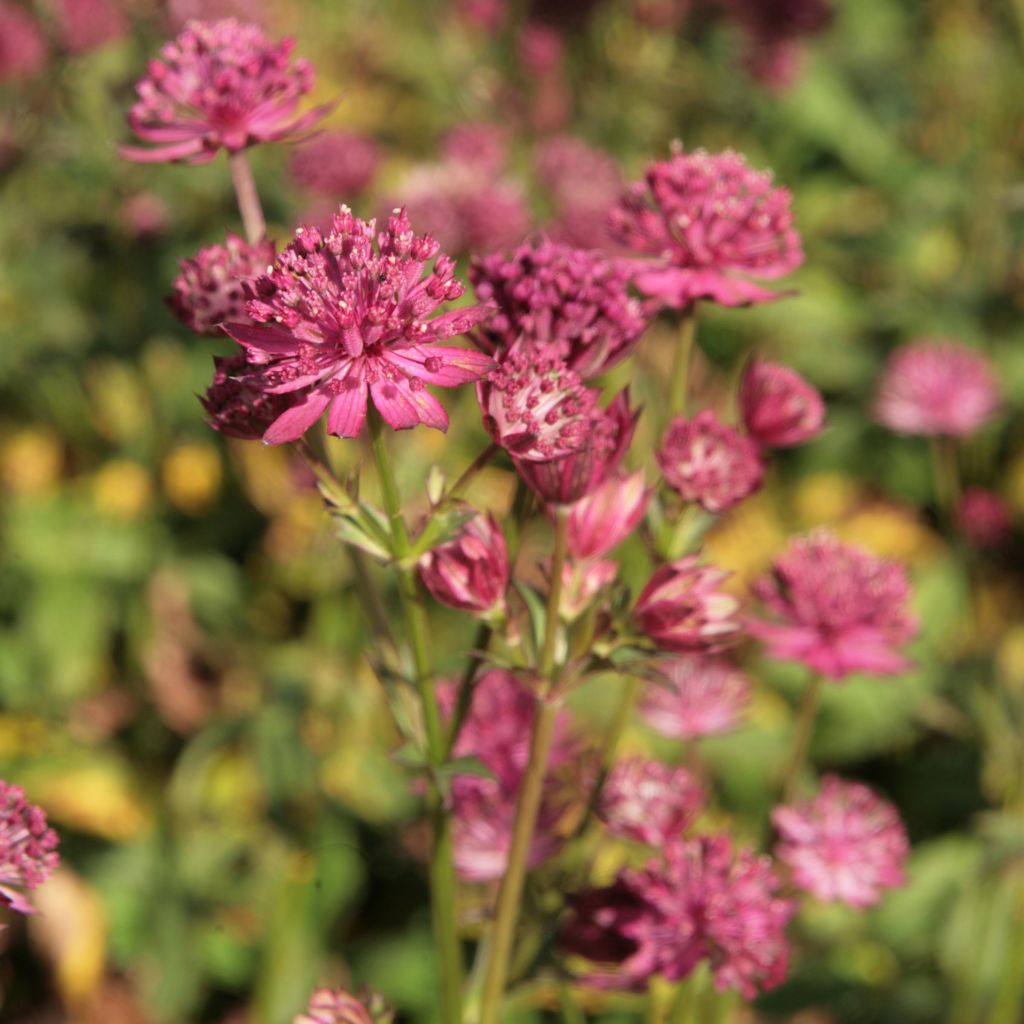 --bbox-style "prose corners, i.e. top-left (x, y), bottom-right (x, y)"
top-left (836, 503), bottom-right (940, 565)
top-left (29, 764), bottom-right (149, 841)
top-left (91, 459), bottom-right (153, 519)
top-left (996, 625), bottom-right (1024, 694)
top-left (0, 428), bottom-right (63, 494)
top-left (792, 472), bottom-right (860, 529)
top-left (704, 494), bottom-right (787, 588)
top-left (162, 442), bottom-right (222, 514)
top-left (0, 714), bottom-right (50, 758)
